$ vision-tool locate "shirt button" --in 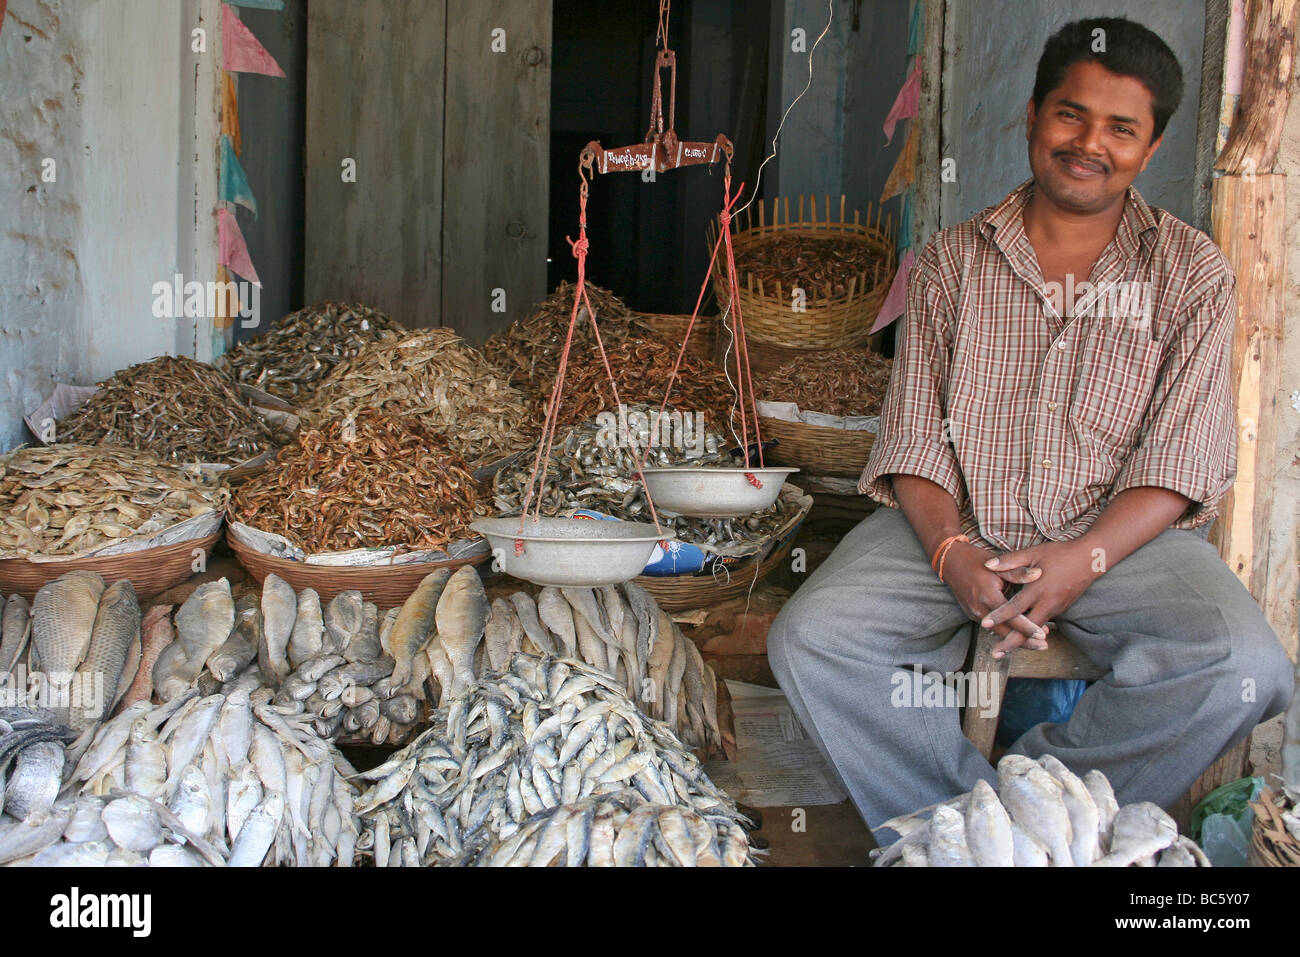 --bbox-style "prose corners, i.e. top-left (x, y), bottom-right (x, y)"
top-left (1056, 341), bottom-right (1067, 351)
top-left (1047, 401), bottom-right (1058, 411)
top-left (1042, 458), bottom-right (1052, 469)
